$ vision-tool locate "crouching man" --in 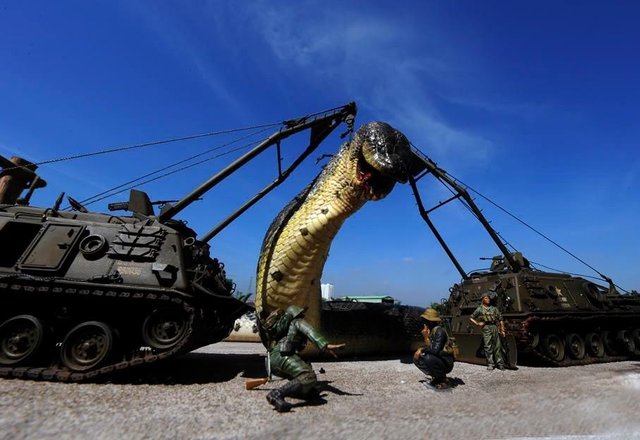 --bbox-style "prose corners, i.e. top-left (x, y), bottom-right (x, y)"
top-left (262, 305), bottom-right (345, 412)
top-left (413, 308), bottom-right (455, 390)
